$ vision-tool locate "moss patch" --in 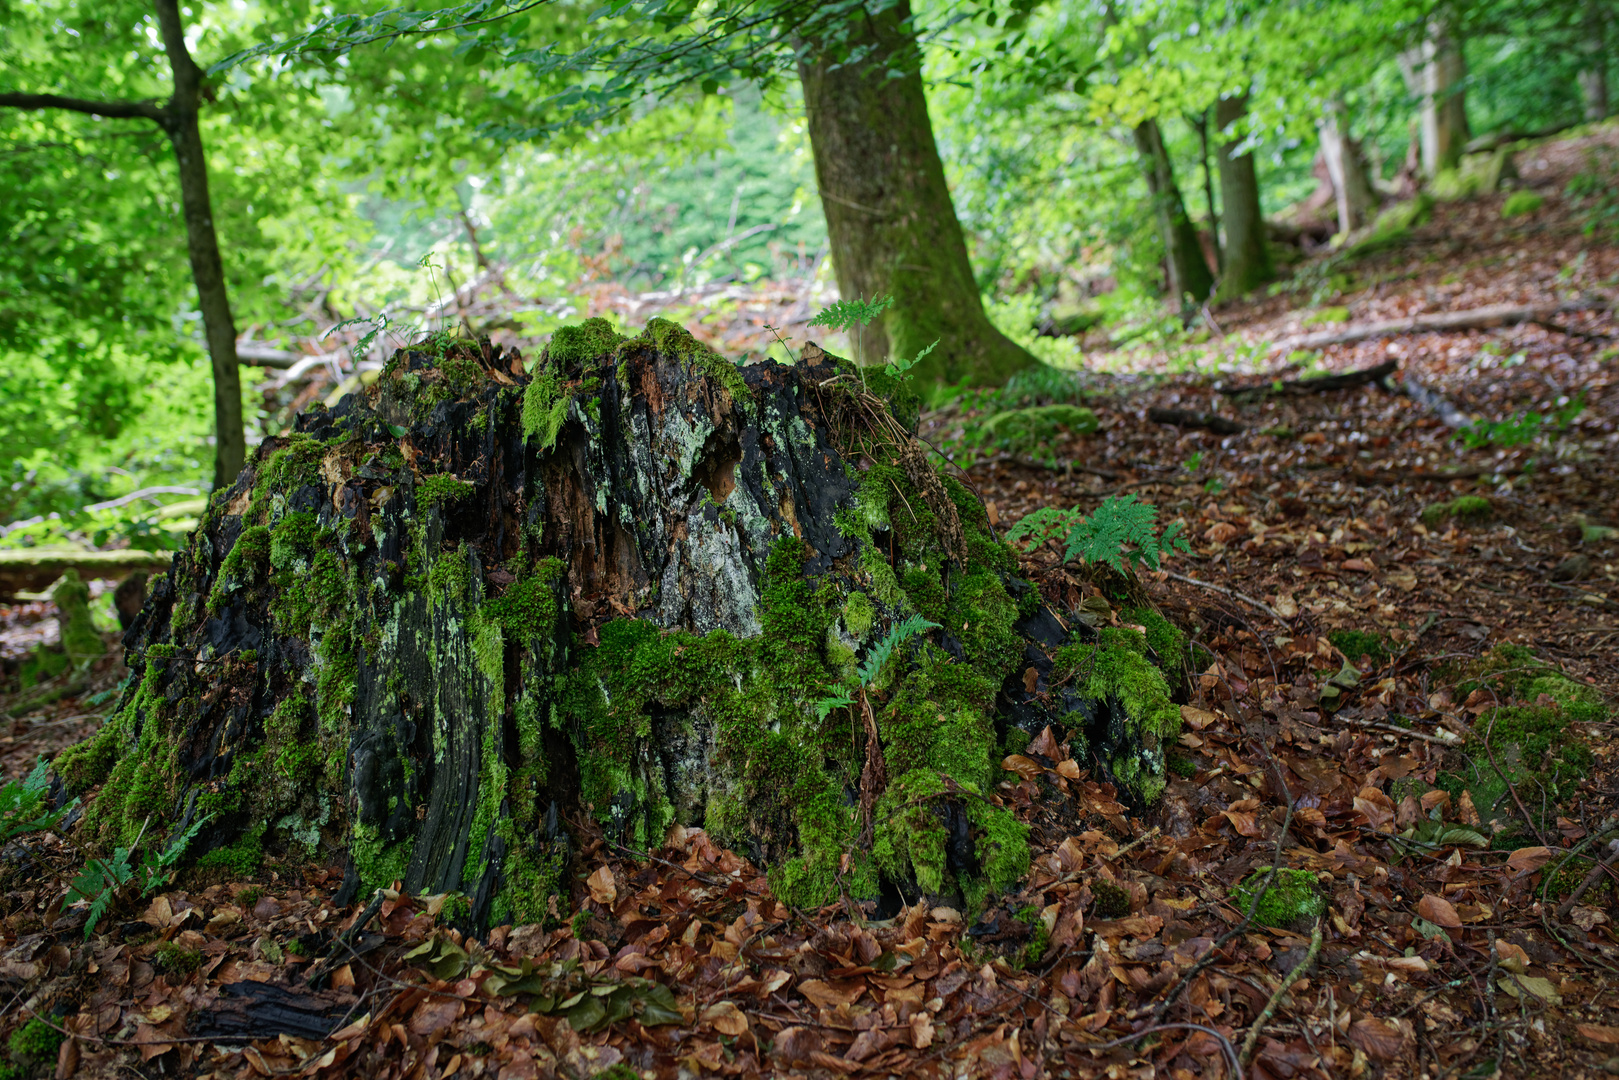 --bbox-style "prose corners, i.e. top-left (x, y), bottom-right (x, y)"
top-left (1231, 868), bottom-right (1325, 929)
